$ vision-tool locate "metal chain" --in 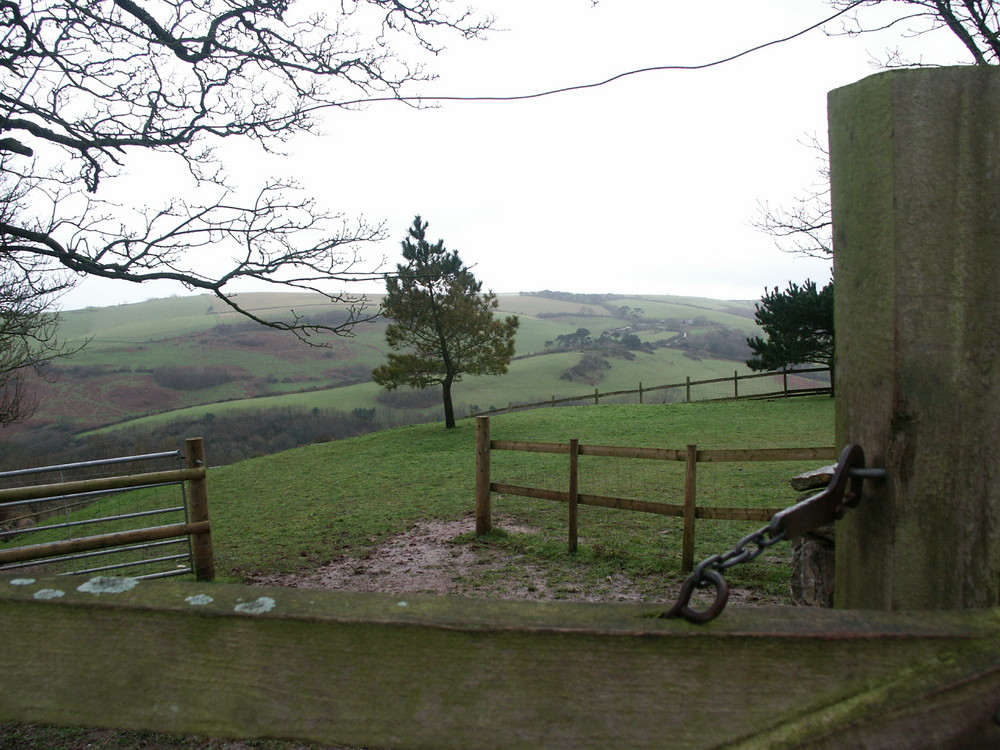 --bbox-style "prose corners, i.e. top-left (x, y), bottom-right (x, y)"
top-left (661, 444), bottom-right (882, 624)
top-left (661, 524), bottom-right (787, 624)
